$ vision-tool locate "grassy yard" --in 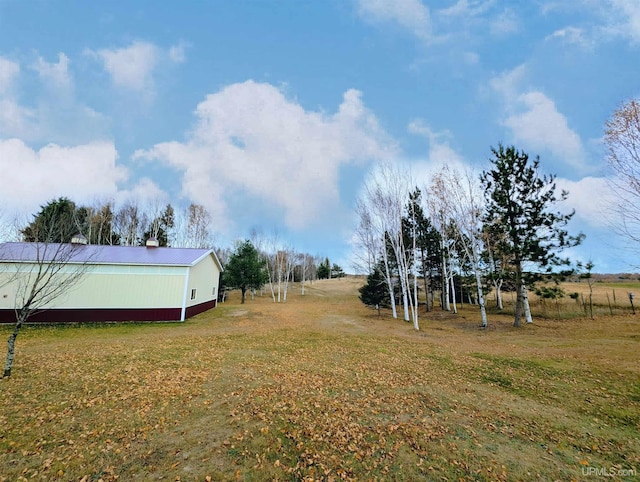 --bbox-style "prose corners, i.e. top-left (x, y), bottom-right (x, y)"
top-left (1, 278), bottom-right (639, 481)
